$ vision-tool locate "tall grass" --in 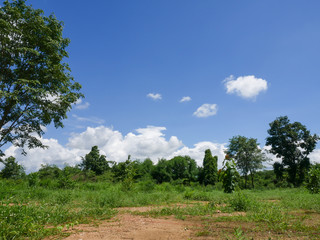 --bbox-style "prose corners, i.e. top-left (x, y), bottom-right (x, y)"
top-left (0, 179), bottom-right (319, 239)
